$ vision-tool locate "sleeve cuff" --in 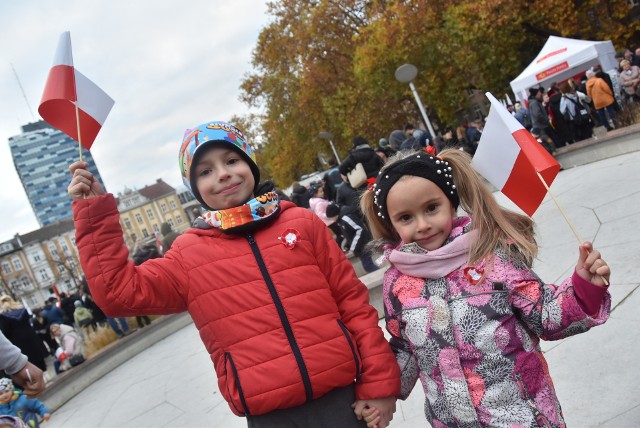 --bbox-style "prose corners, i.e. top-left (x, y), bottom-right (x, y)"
top-left (572, 271), bottom-right (609, 317)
